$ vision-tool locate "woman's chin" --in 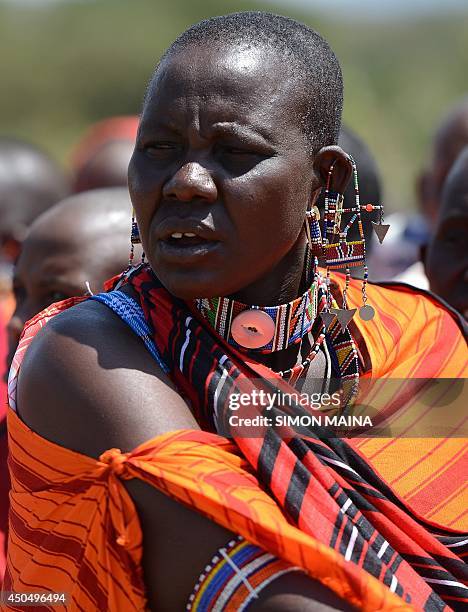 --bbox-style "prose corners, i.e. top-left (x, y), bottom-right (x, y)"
top-left (151, 257), bottom-right (265, 302)
top-left (155, 269), bottom-right (227, 301)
